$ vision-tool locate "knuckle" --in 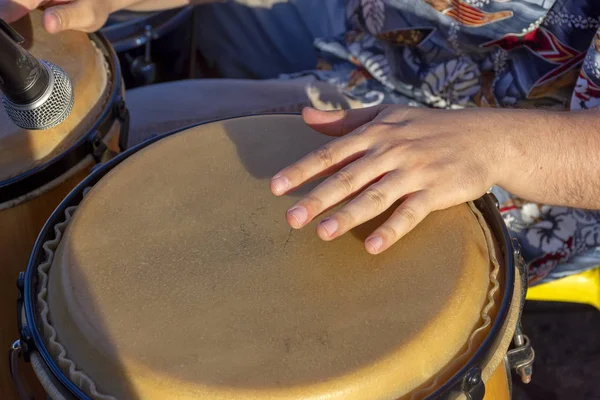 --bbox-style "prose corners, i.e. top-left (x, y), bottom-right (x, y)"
top-left (363, 187), bottom-right (388, 211)
top-left (54, 9), bottom-right (69, 27)
top-left (379, 224), bottom-right (399, 241)
top-left (334, 208), bottom-right (355, 227)
top-left (396, 206), bottom-right (419, 227)
top-left (332, 170), bottom-right (355, 194)
top-left (285, 164), bottom-right (305, 182)
top-left (314, 145), bottom-right (334, 169)
top-left (303, 195), bottom-right (323, 213)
